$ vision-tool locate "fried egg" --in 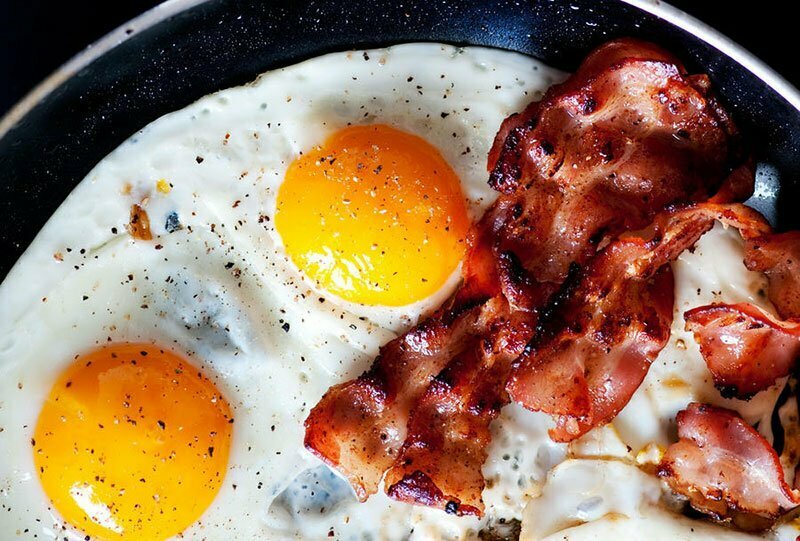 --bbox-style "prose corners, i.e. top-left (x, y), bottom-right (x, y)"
top-left (0, 43), bottom-right (566, 540)
top-left (3, 41), bottom-right (791, 541)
